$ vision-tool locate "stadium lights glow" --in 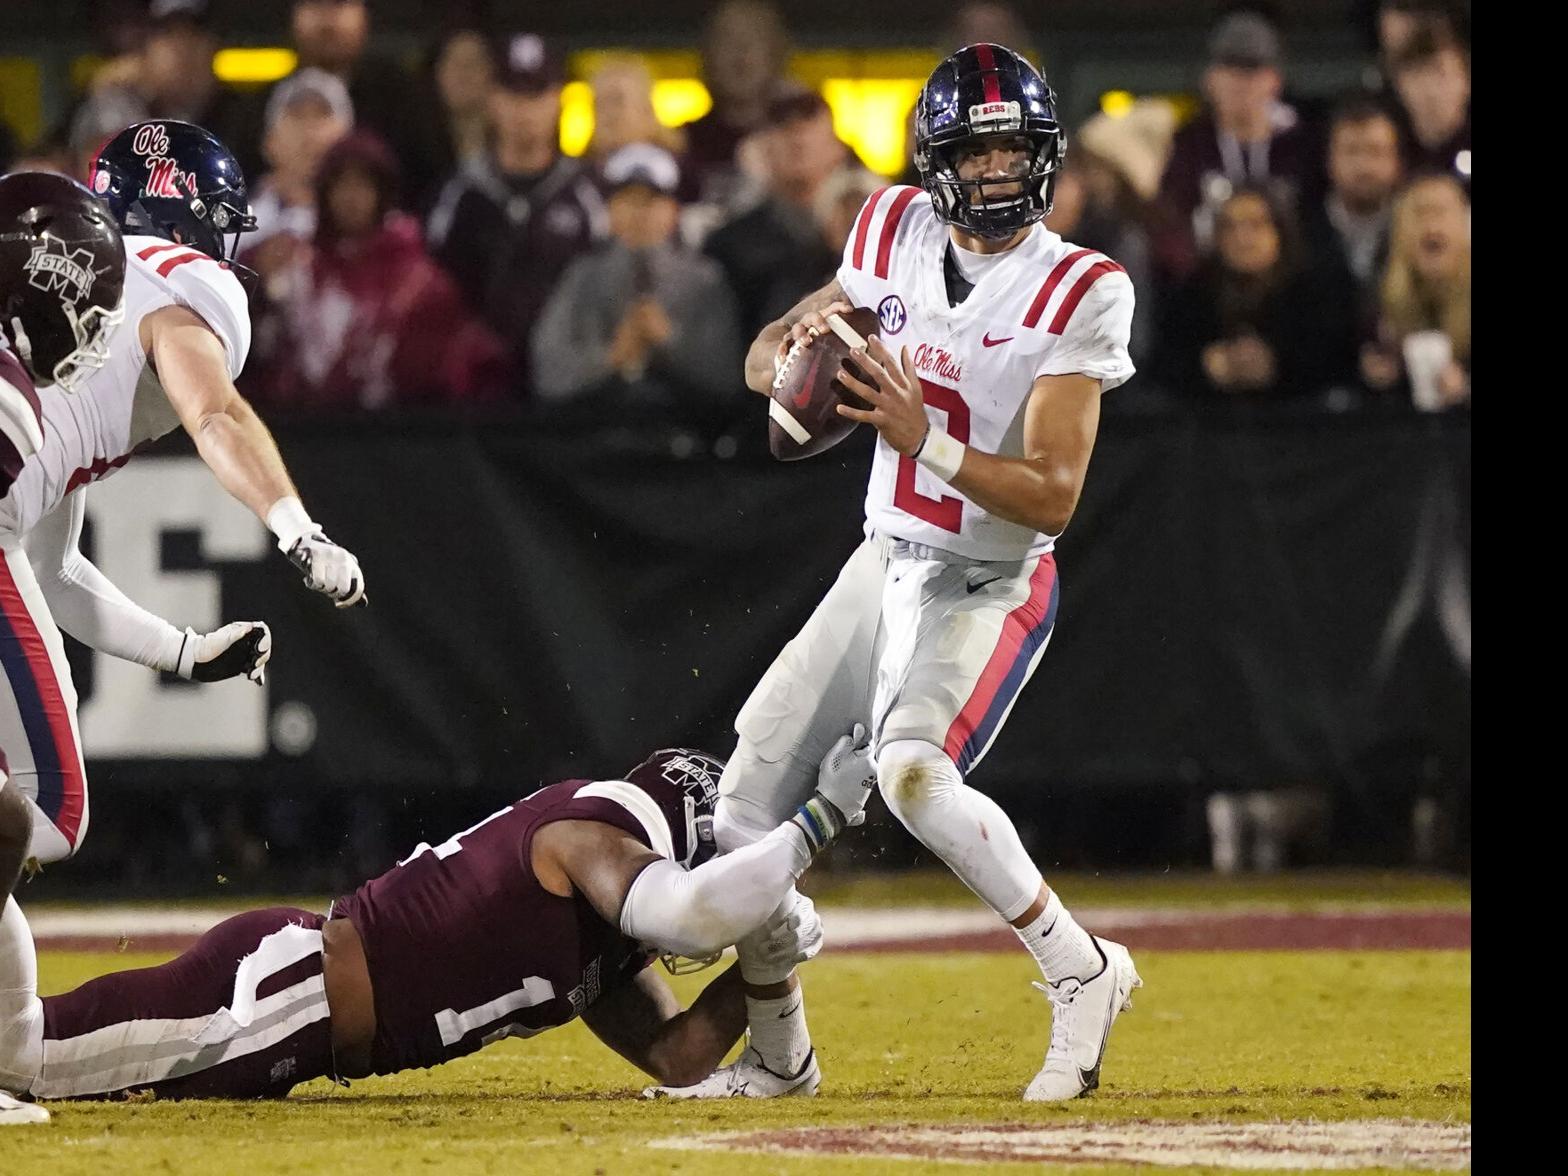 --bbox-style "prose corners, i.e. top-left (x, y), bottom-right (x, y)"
top-left (1100, 90), bottom-right (1136, 118)
top-left (559, 79), bottom-right (713, 157)
top-left (821, 79), bottom-right (926, 177)
top-left (212, 48), bottom-right (298, 84)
